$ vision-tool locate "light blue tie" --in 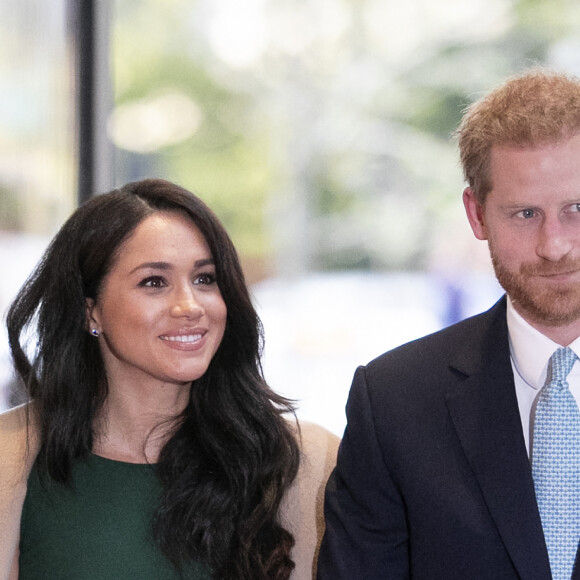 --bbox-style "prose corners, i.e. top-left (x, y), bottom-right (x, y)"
top-left (532, 346), bottom-right (580, 580)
